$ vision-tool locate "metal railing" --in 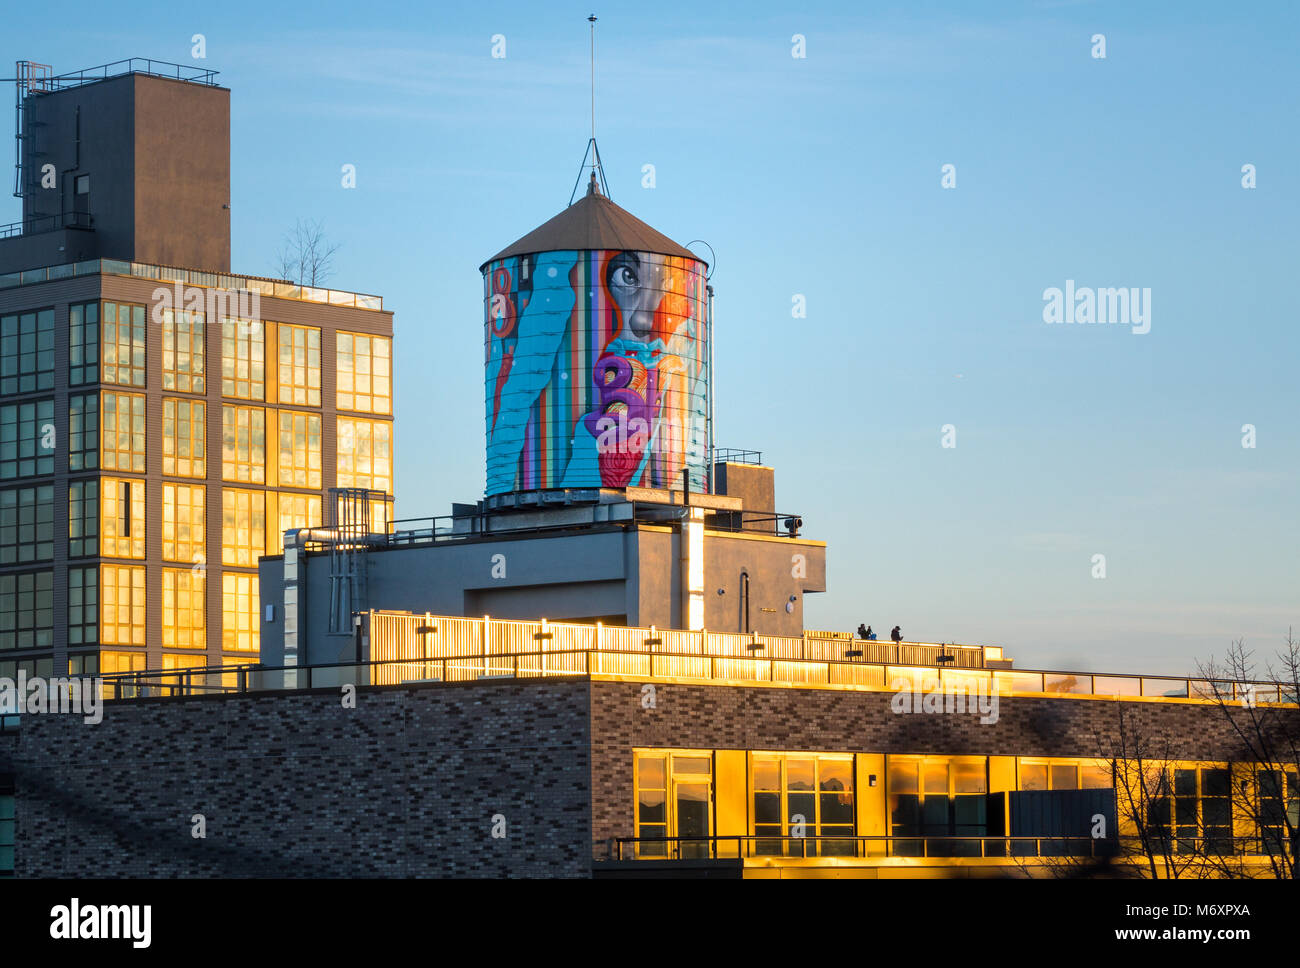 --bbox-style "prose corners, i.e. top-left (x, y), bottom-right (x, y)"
top-left (37, 59), bottom-right (220, 90)
top-left (711, 448), bottom-right (763, 465)
top-left (0, 257), bottom-right (383, 310)
top-left (379, 504), bottom-right (810, 549)
top-left (600, 833), bottom-right (1294, 862)
top-left (0, 210), bottom-right (92, 238)
top-left (23, 640), bottom-right (1290, 708)
top-left (603, 834), bottom-right (1116, 862)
